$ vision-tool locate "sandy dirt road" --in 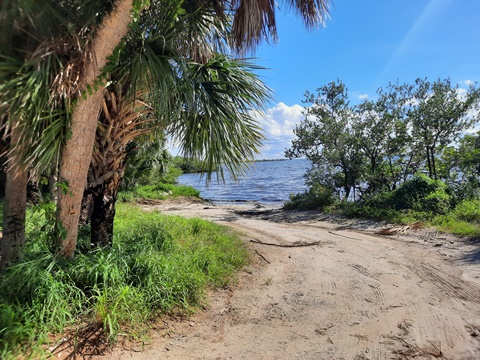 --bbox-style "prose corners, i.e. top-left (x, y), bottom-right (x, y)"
top-left (105, 201), bottom-right (480, 360)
